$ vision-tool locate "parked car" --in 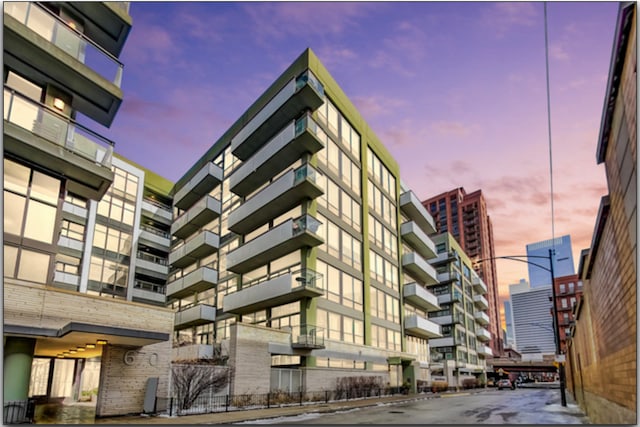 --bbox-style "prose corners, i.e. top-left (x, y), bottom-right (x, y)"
top-left (497, 379), bottom-right (515, 390)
